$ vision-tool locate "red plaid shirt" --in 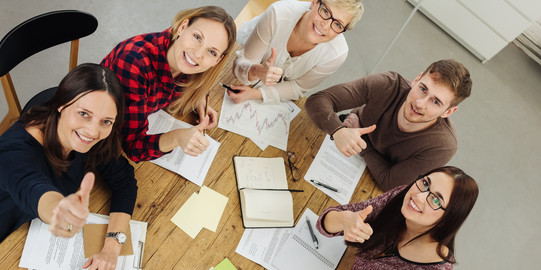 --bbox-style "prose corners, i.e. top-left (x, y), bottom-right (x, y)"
top-left (102, 29), bottom-right (187, 162)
